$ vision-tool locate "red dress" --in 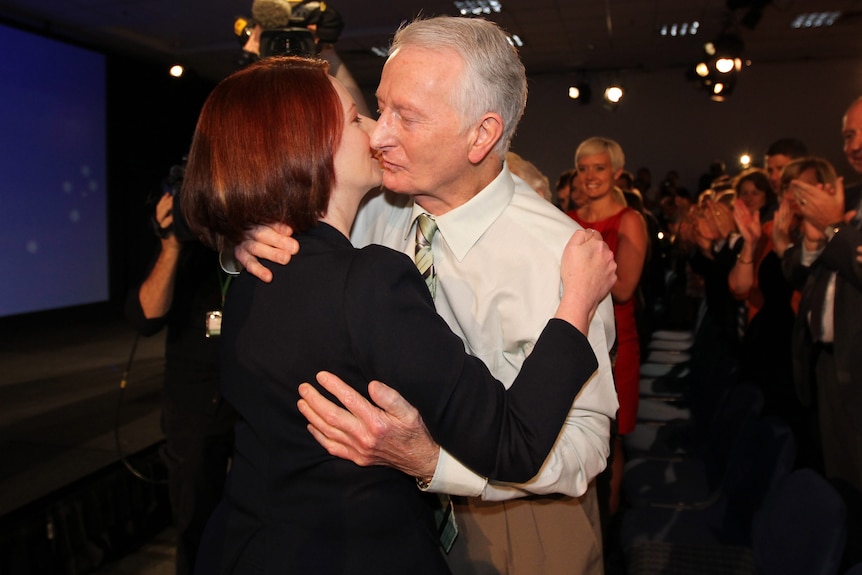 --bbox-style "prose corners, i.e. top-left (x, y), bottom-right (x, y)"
top-left (568, 207), bottom-right (641, 435)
